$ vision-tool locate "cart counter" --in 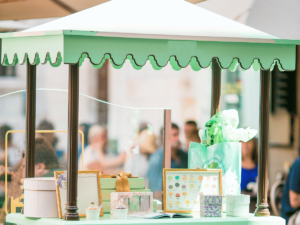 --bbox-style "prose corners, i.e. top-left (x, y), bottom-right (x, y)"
top-left (7, 213), bottom-right (285, 225)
